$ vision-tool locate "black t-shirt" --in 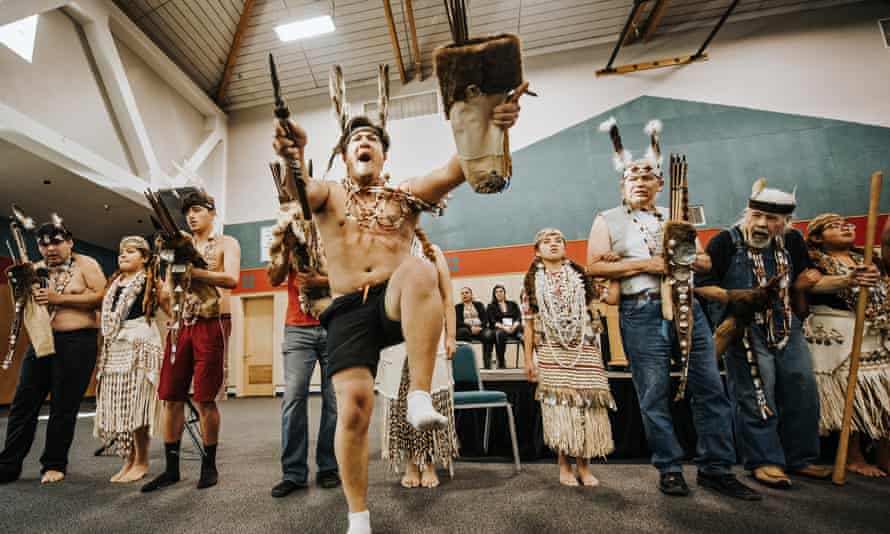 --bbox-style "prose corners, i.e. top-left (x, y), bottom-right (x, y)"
top-left (698, 227), bottom-right (812, 288)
